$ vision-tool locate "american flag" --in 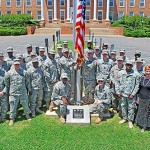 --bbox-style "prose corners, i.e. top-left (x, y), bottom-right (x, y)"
top-left (75, 0), bottom-right (86, 65)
